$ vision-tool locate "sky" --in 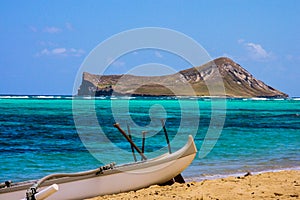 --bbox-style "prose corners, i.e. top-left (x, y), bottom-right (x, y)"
top-left (0, 0), bottom-right (299, 96)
